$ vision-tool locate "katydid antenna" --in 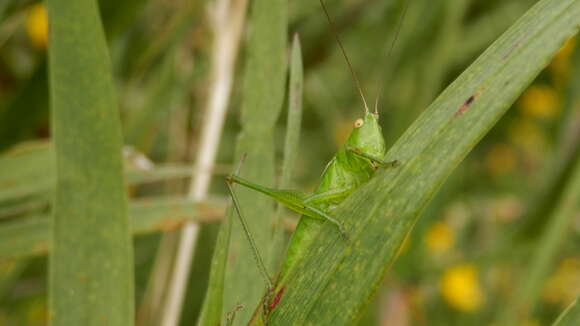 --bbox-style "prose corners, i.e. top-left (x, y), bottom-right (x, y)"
top-left (374, 0), bottom-right (410, 114)
top-left (318, 0), bottom-right (410, 115)
top-left (318, 0), bottom-right (370, 114)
